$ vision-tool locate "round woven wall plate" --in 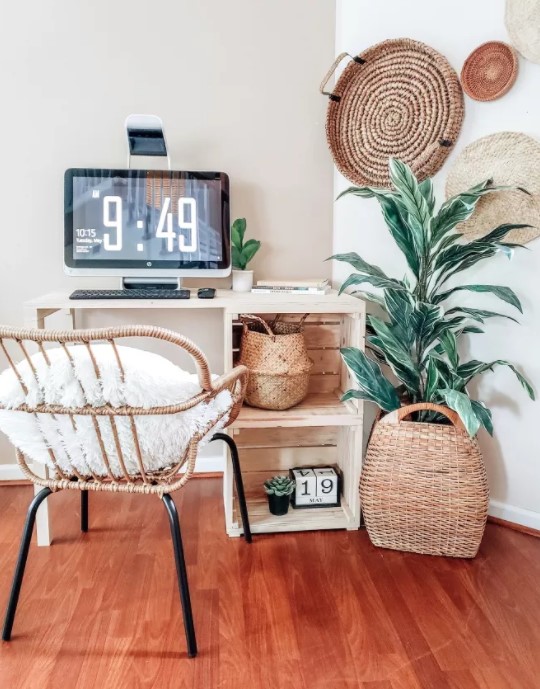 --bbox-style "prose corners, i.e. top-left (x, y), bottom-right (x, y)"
top-left (321, 38), bottom-right (464, 188)
top-left (446, 132), bottom-right (540, 244)
top-left (461, 42), bottom-right (518, 101)
top-left (505, 0), bottom-right (540, 64)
